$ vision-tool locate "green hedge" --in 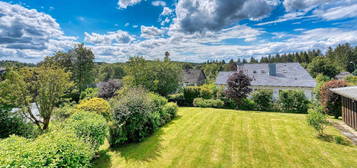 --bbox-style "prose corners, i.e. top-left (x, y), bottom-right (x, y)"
top-left (278, 90), bottom-right (309, 113)
top-left (251, 90), bottom-right (273, 111)
top-left (193, 98), bottom-right (224, 108)
top-left (0, 130), bottom-right (93, 167)
top-left (64, 111), bottom-right (108, 151)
